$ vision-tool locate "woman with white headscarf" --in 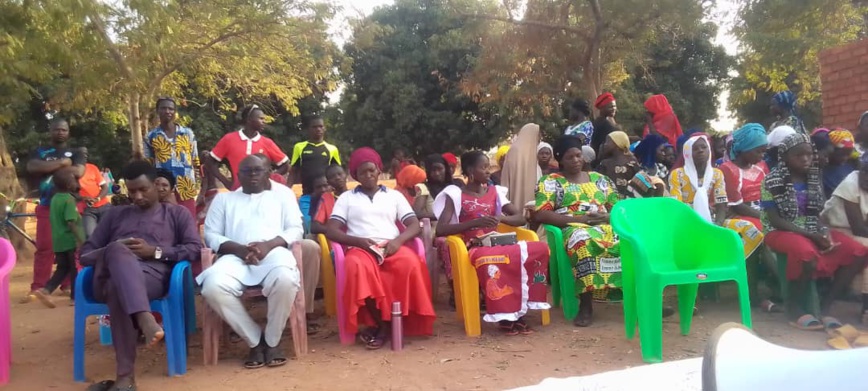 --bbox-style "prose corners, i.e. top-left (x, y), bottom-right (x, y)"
top-left (502, 123), bottom-right (542, 211)
top-left (537, 142), bottom-right (558, 175)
